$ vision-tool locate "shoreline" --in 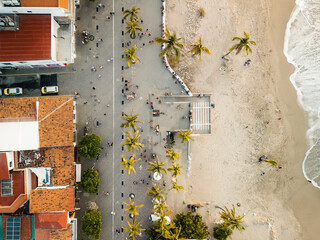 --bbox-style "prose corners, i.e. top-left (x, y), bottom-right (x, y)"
top-left (166, 0), bottom-right (320, 239)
